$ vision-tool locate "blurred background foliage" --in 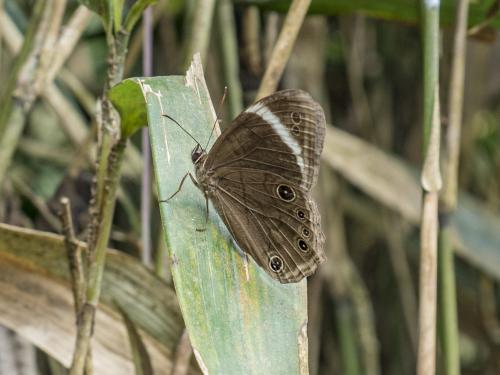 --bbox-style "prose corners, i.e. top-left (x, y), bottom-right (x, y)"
top-left (0, 0), bottom-right (500, 374)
